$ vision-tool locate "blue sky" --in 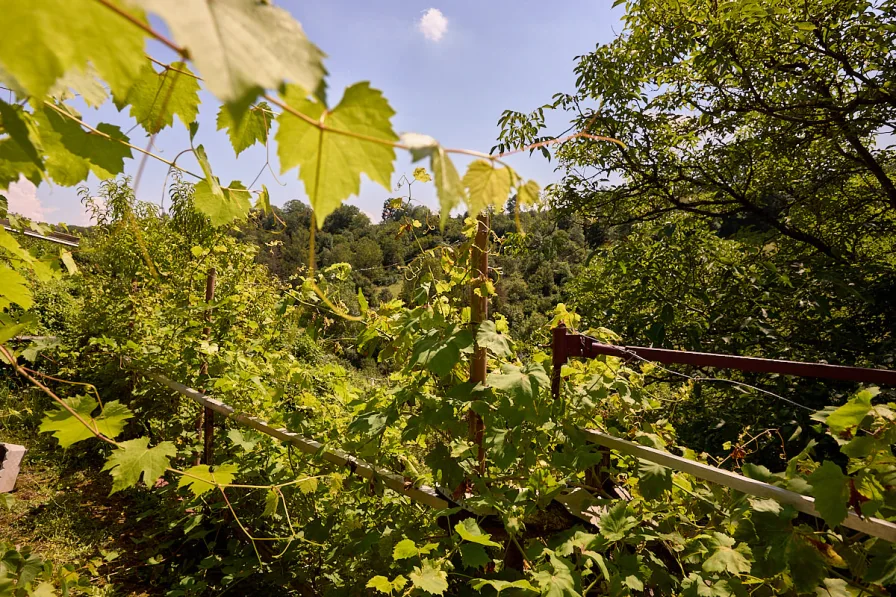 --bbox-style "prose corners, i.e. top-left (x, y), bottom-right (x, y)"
top-left (9, 1), bottom-right (623, 225)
